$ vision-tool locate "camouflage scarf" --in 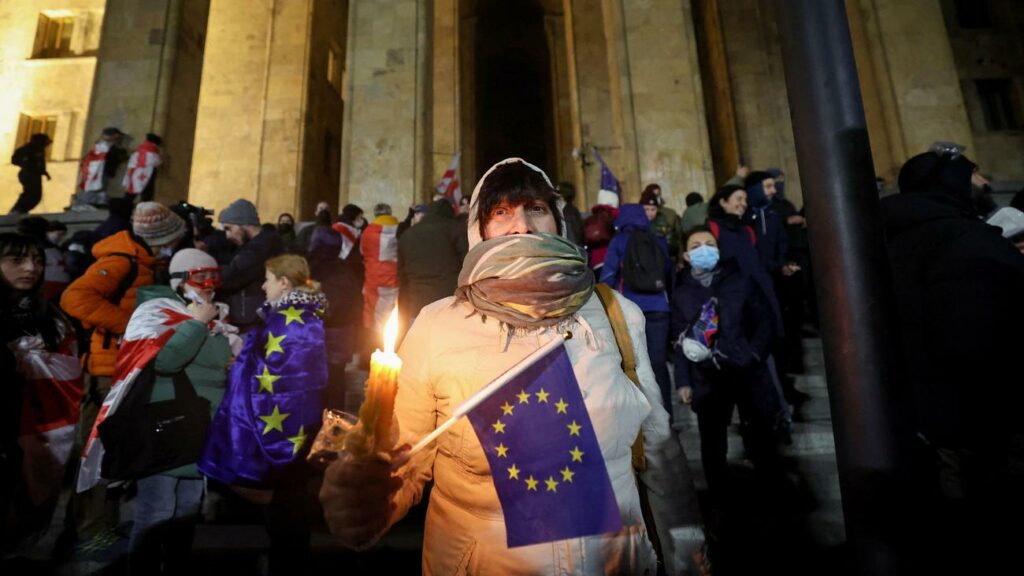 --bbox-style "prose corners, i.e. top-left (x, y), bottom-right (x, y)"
top-left (455, 233), bottom-right (594, 328)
